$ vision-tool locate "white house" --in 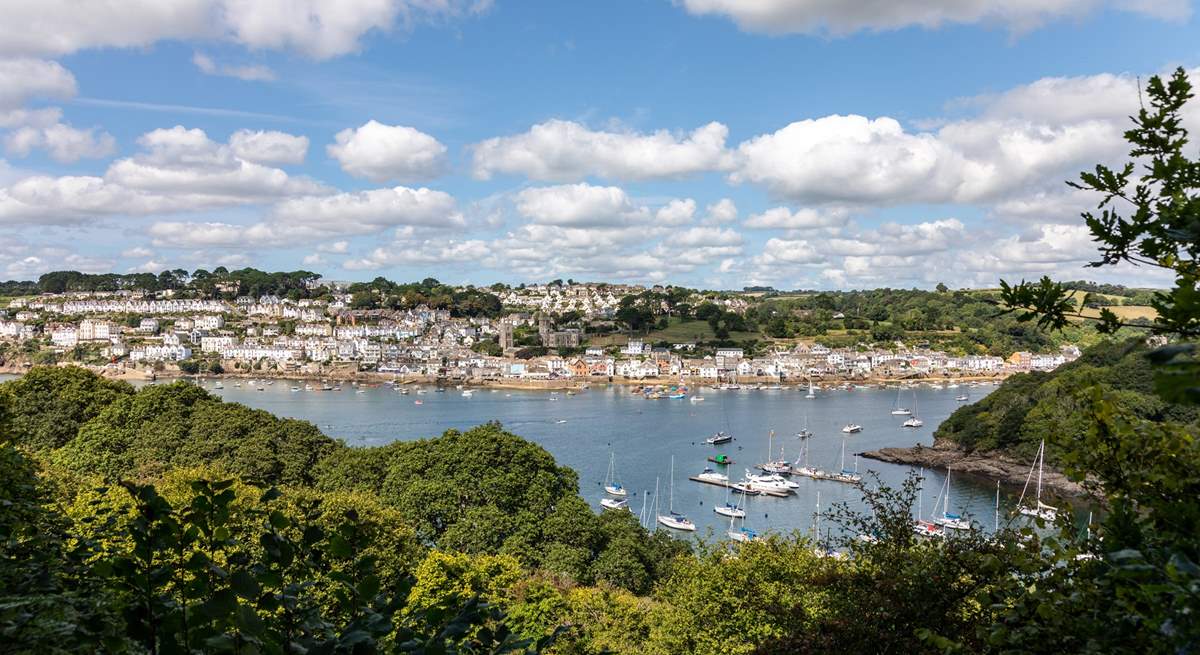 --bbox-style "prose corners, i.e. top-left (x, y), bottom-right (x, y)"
top-left (50, 326), bottom-right (78, 348)
top-left (130, 344), bottom-right (192, 362)
top-left (194, 315), bottom-right (224, 330)
top-left (200, 336), bottom-right (237, 353)
top-left (78, 319), bottom-right (114, 341)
